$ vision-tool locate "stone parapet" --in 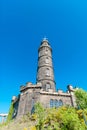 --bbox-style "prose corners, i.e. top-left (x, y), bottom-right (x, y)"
top-left (20, 82), bottom-right (42, 92)
top-left (40, 89), bottom-right (71, 97)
